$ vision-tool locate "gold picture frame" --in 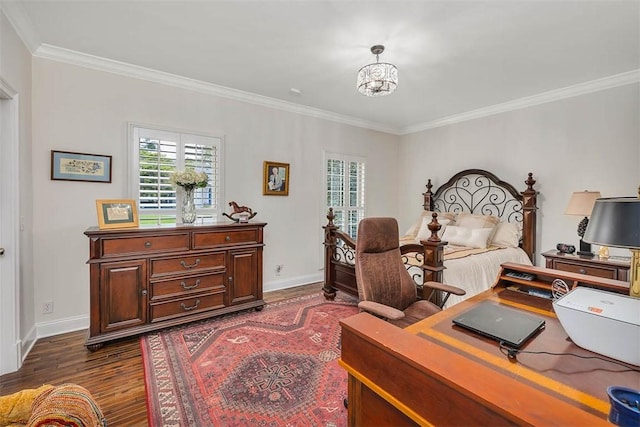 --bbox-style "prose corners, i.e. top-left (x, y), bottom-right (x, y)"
top-left (96, 199), bottom-right (139, 229)
top-left (263, 161), bottom-right (290, 196)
